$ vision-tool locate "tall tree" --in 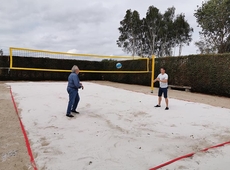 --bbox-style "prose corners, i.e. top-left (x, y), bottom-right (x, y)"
top-left (195, 36), bottom-right (218, 54)
top-left (131, 11), bottom-right (143, 56)
top-left (173, 14), bottom-right (193, 56)
top-left (136, 18), bottom-right (149, 57)
top-left (145, 6), bottom-right (163, 56)
top-left (117, 9), bottom-right (142, 57)
top-left (117, 6), bottom-right (193, 57)
top-left (194, 0), bottom-right (230, 53)
top-left (158, 7), bottom-right (176, 57)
